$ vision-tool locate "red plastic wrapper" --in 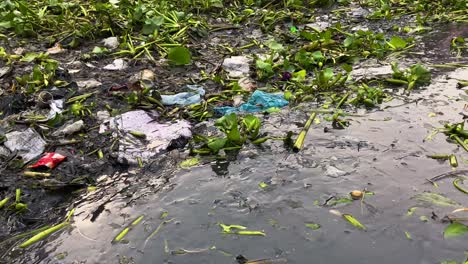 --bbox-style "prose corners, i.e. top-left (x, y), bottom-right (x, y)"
top-left (29, 153), bottom-right (67, 169)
